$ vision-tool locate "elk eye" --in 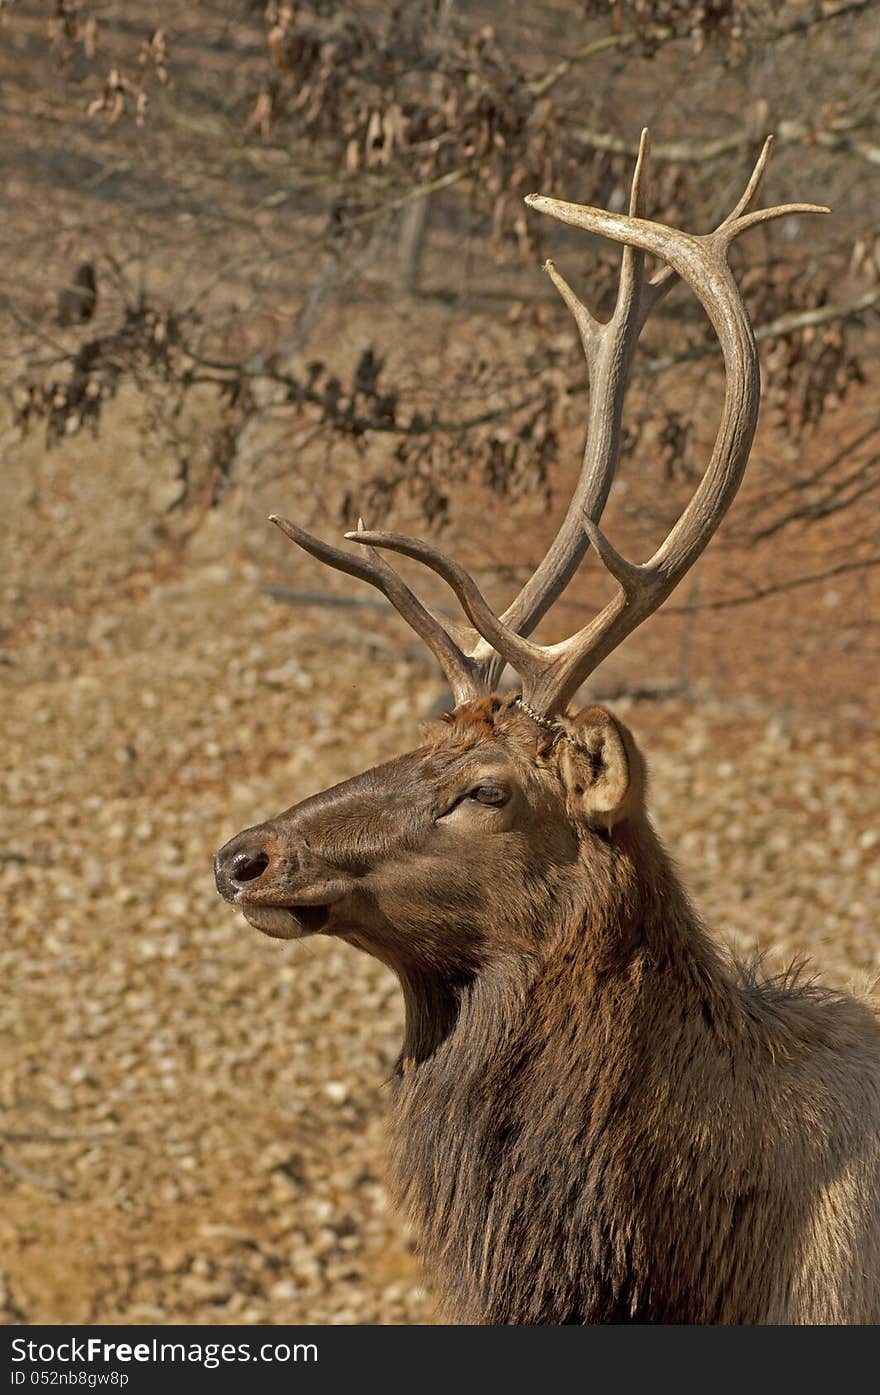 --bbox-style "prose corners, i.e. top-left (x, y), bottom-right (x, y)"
top-left (468, 784), bottom-right (508, 807)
